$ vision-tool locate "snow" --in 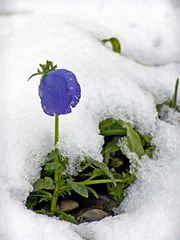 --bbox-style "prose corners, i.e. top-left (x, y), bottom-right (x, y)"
top-left (0, 0), bottom-right (180, 239)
